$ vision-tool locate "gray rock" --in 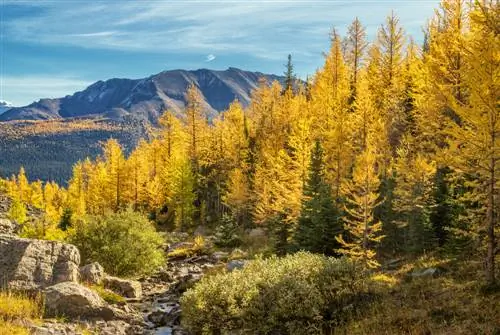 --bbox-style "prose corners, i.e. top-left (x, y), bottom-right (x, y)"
top-left (0, 234), bottom-right (80, 291)
top-left (409, 267), bottom-right (445, 279)
top-left (103, 276), bottom-right (142, 299)
top-left (44, 282), bottom-right (142, 323)
top-left (0, 218), bottom-right (19, 235)
top-left (44, 282), bottom-right (108, 319)
top-left (211, 251), bottom-right (229, 262)
top-left (80, 262), bottom-right (105, 285)
top-left (226, 260), bottom-right (247, 272)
